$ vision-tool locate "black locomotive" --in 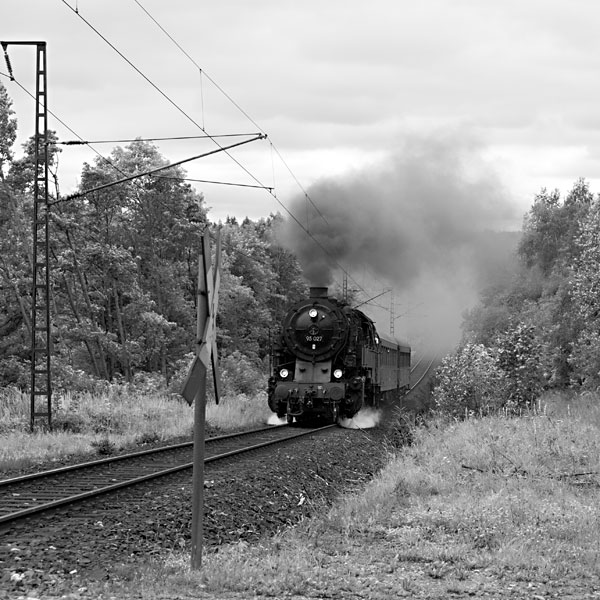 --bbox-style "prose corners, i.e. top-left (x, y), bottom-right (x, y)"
top-left (268, 287), bottom-right (411, 424)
